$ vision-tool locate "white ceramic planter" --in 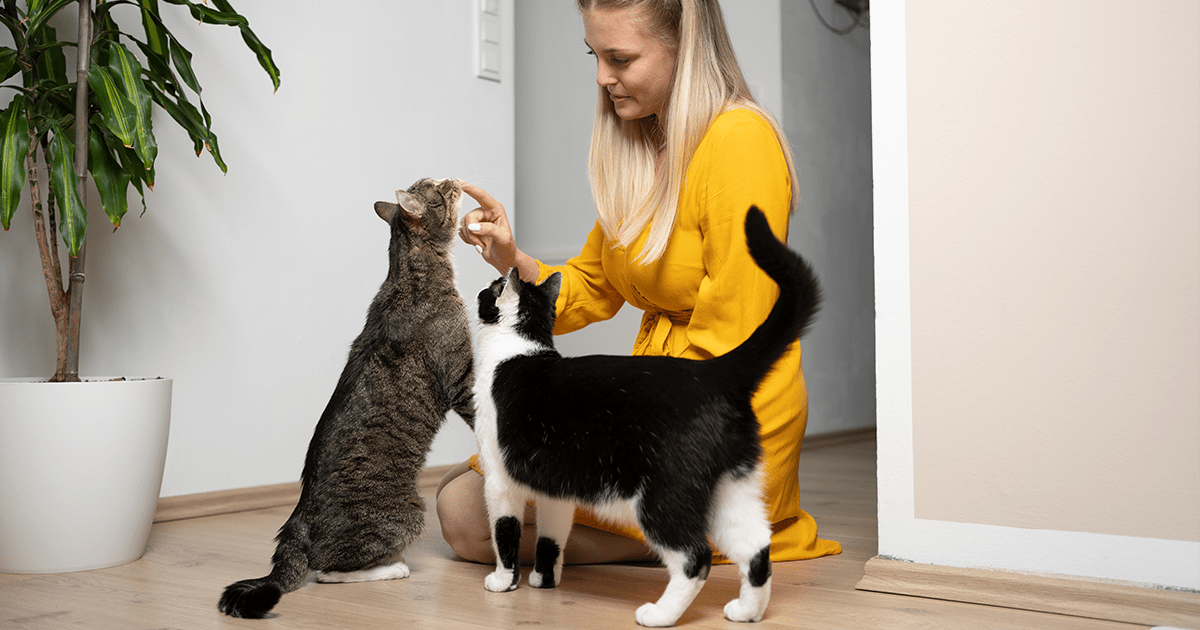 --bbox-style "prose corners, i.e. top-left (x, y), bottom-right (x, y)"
top-left (0, 377), bottom-right (172, 574)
